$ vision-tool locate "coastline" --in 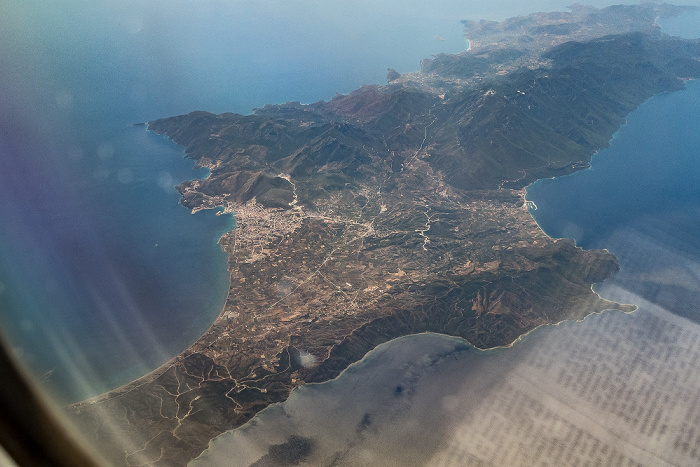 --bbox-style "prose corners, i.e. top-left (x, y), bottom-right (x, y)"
top-left (194, 289), bottom-right (639, 463)
top-left (524, 77), bottom-right (699, 242)
top-left (133, 111), bottom-right (642, 462)
top-left (65, 8), bottom-right (700, 464)
top-left (73, 129), bottom-right (239, 408)
top-left (74, 81), bottom-right (655, 451)
top-left (70, 118), bottom-right (635, 464)
top-left (522, 80), bottom-right (700, 337)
